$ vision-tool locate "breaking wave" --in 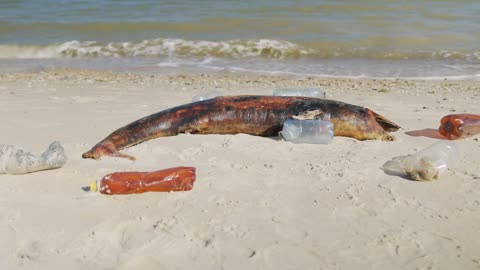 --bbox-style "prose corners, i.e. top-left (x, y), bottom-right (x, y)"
top-left (0, 39), bottom-right (312, 59)
top-left (0, 38), bottom-right (479, 61)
